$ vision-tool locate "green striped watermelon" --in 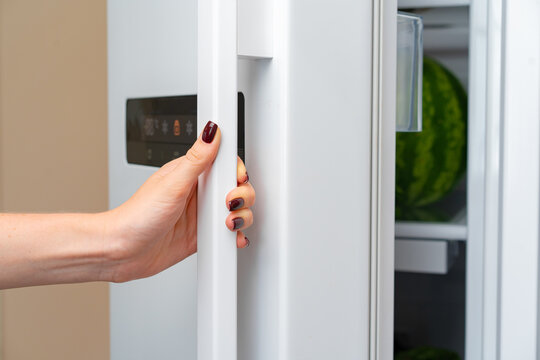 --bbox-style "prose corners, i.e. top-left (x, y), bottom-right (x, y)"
top-left (395, 346), bottom-right (461, 360)
top-left (395, 57), bottom-right (467, 220)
